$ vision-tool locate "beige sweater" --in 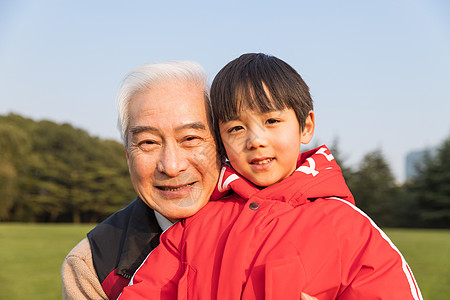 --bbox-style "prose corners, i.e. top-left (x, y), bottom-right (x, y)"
top-left (61, 238), bottom-right (108, 300)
